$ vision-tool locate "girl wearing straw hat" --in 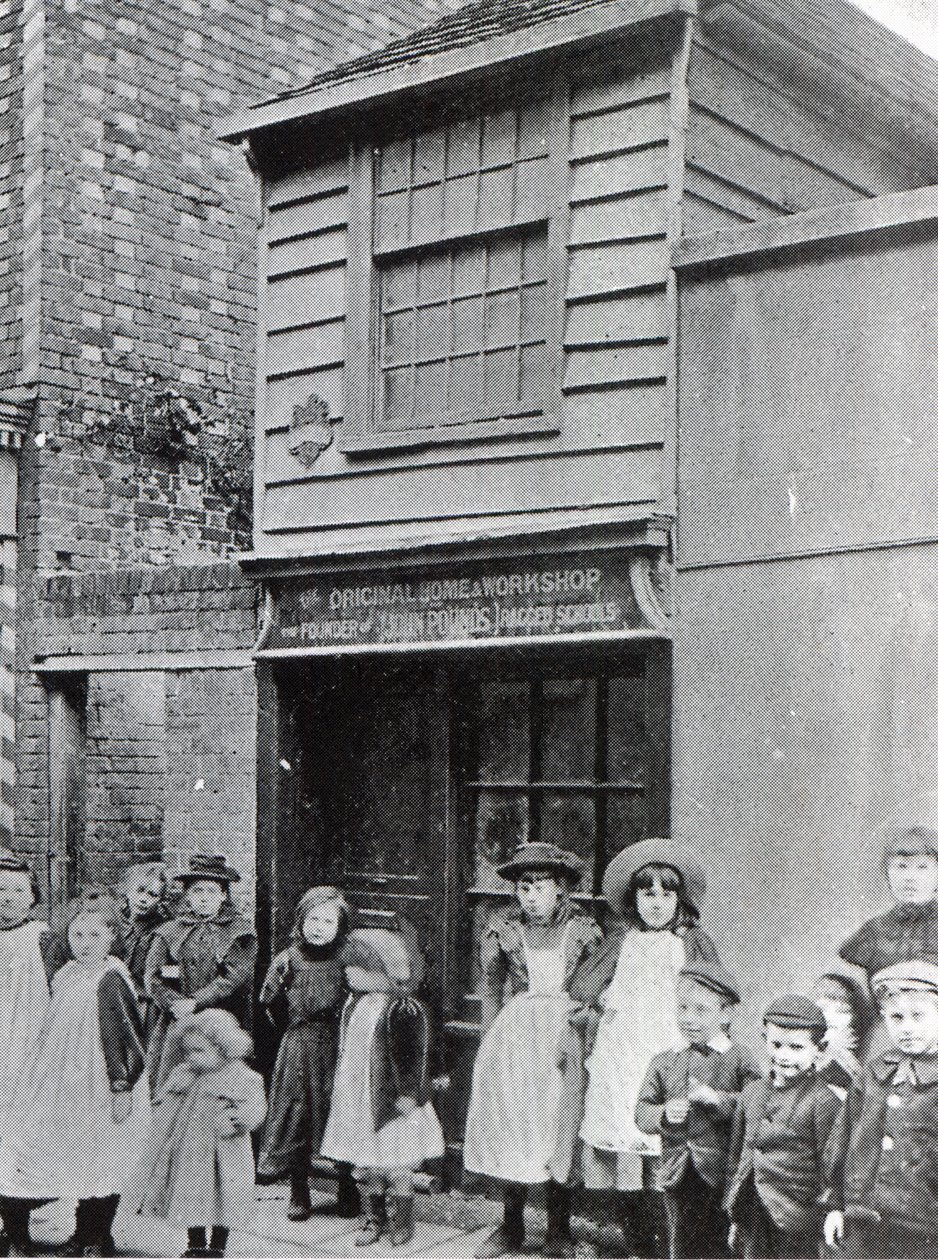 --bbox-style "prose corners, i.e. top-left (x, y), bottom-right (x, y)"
top-left (570, 839), bottom-right (718, 1257)
top-left (463, 842), bottom-right (601, 1258)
